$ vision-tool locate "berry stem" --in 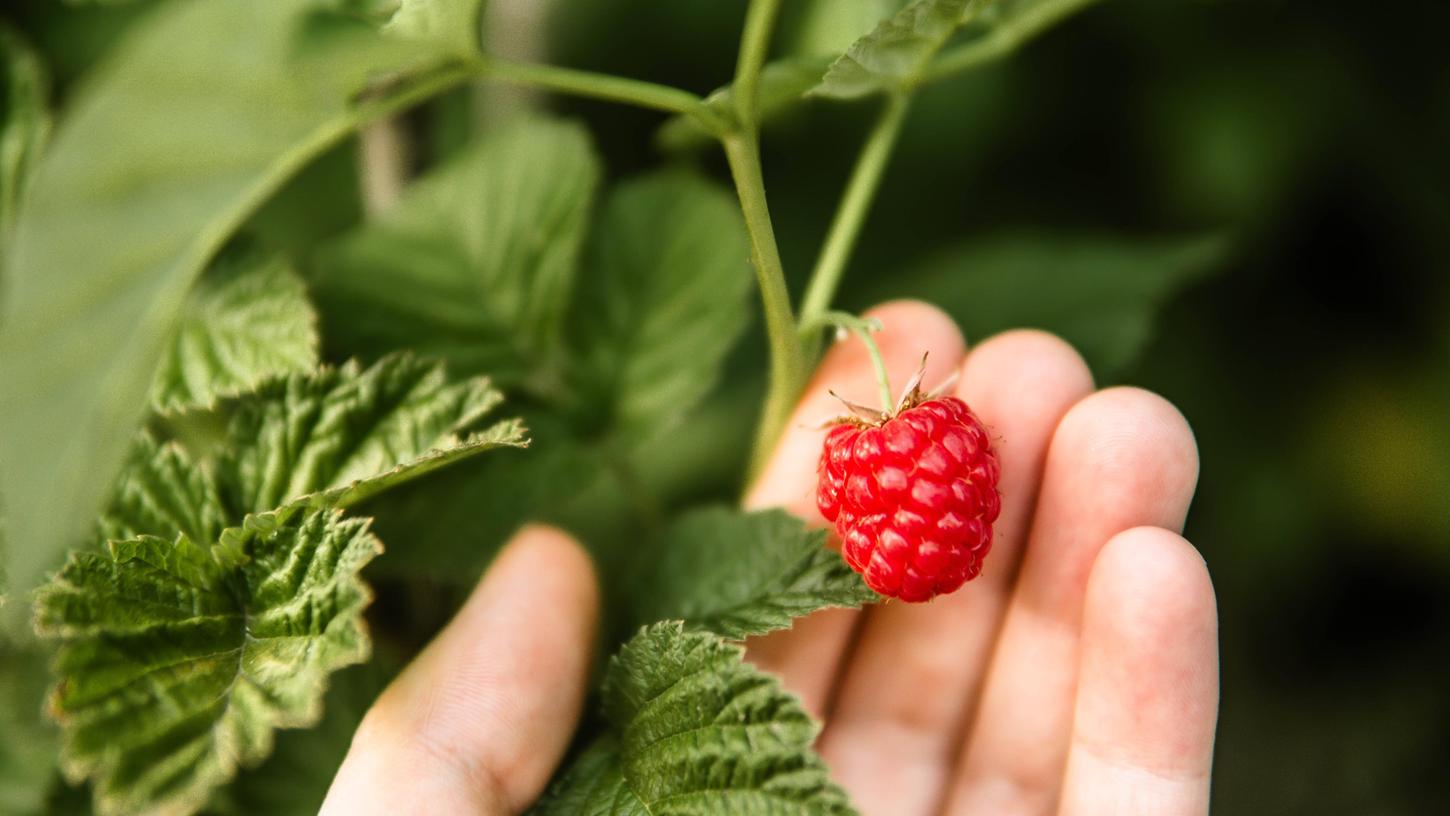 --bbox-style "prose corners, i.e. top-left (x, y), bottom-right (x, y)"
top-left (821, 311), bottom-right (894, 413)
